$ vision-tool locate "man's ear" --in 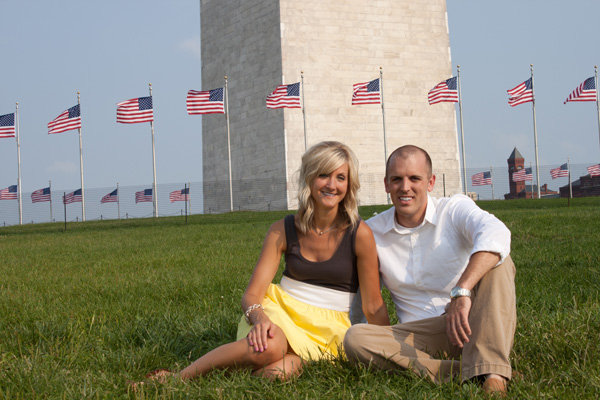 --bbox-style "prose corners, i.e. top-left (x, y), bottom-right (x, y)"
top-left (384, 176), bottom-right (390, 193)
top-left (427, 174), bottom-right (436, 192)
